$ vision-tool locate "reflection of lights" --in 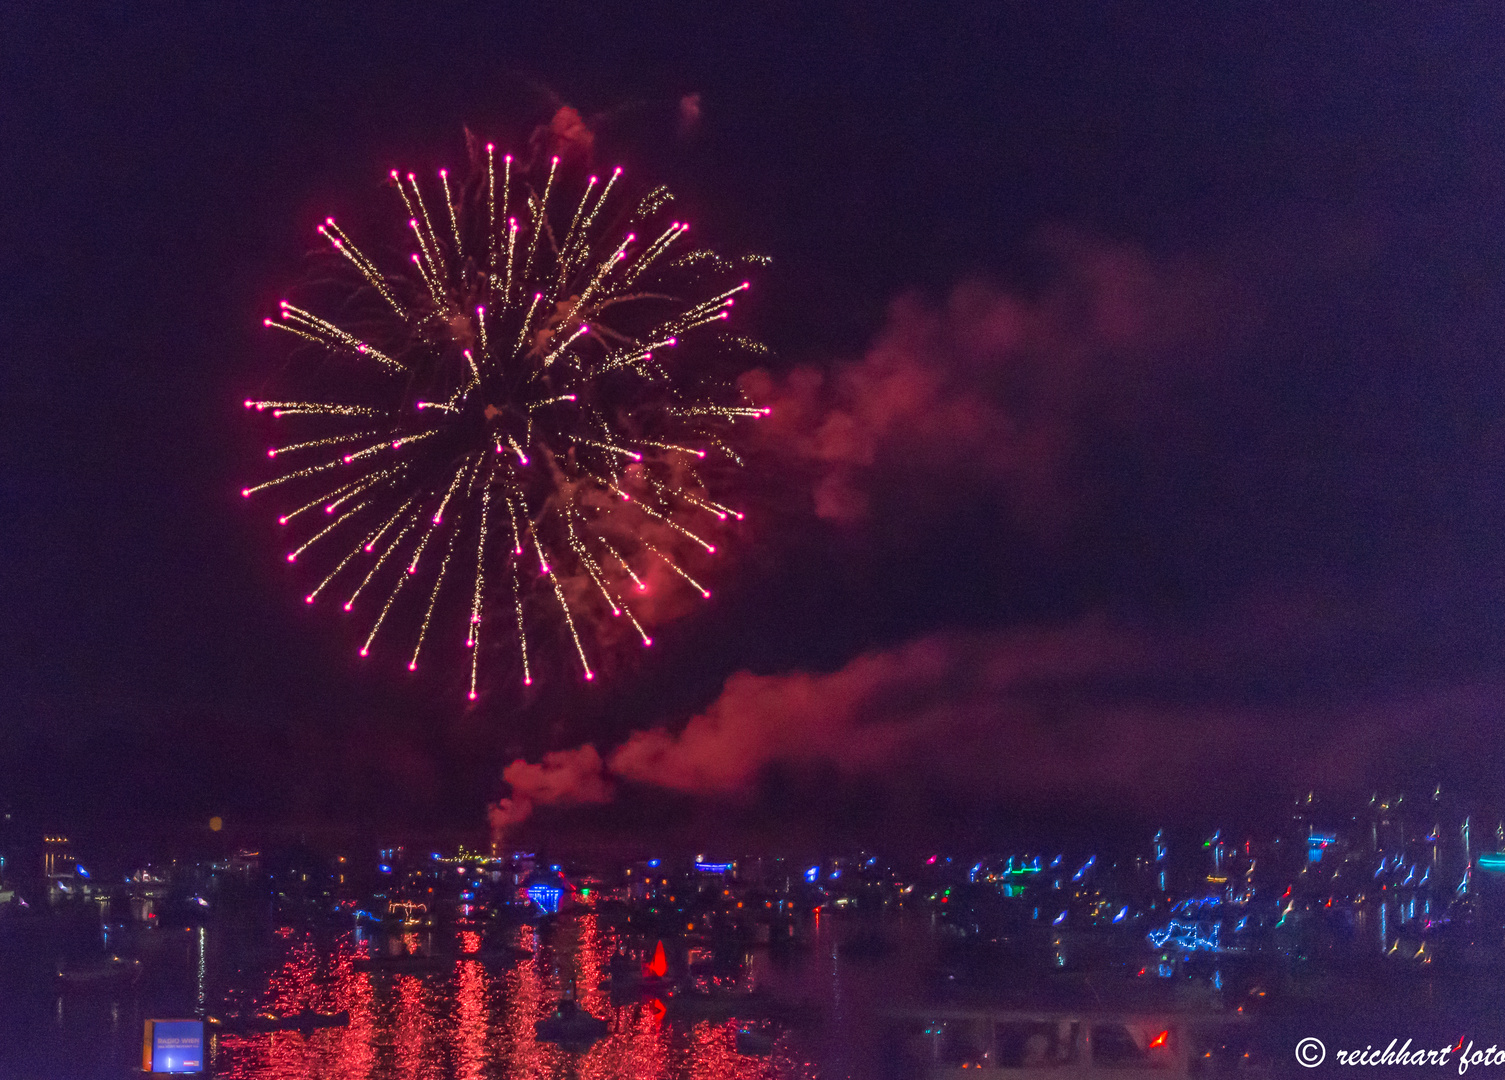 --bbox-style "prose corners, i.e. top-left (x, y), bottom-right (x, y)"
top-left (210, 900), bottom-right (814, 1080)
top-left (1172, 896), bottom-right (1222, 914)
top-left (455, 949), bottom-right (488, 1080)
top-left (392, 973), bottom-right (428, 1078)
top-left (196, 926), bottom-right (206, 1014)
top-left (1276, 898), bottom-right (1294, 927)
